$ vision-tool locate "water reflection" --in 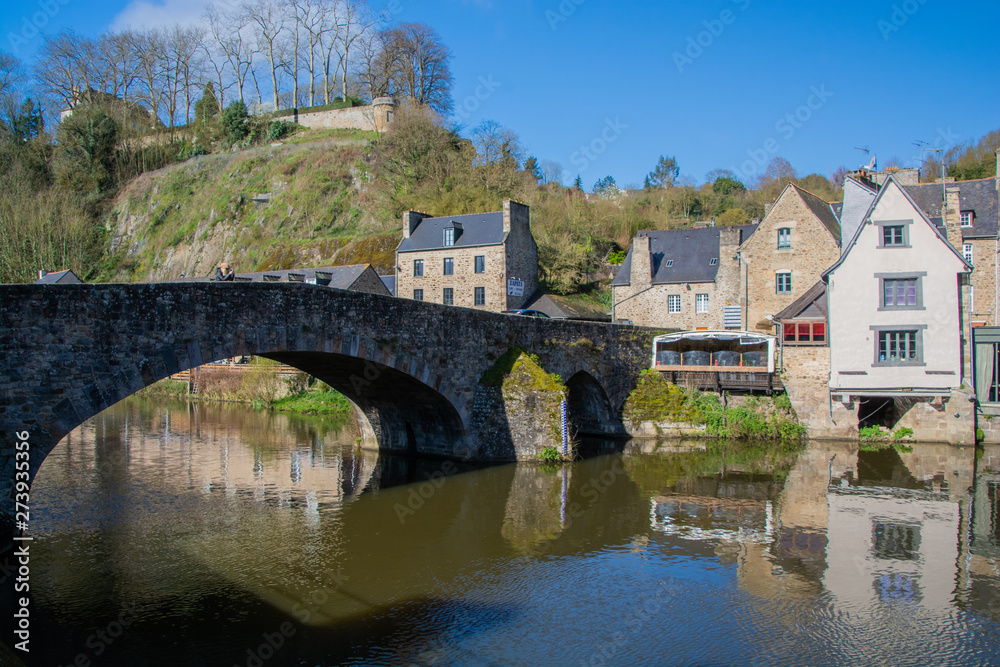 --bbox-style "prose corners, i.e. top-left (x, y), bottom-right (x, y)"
top-left (19, 399), bottom-right (1000, 666)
